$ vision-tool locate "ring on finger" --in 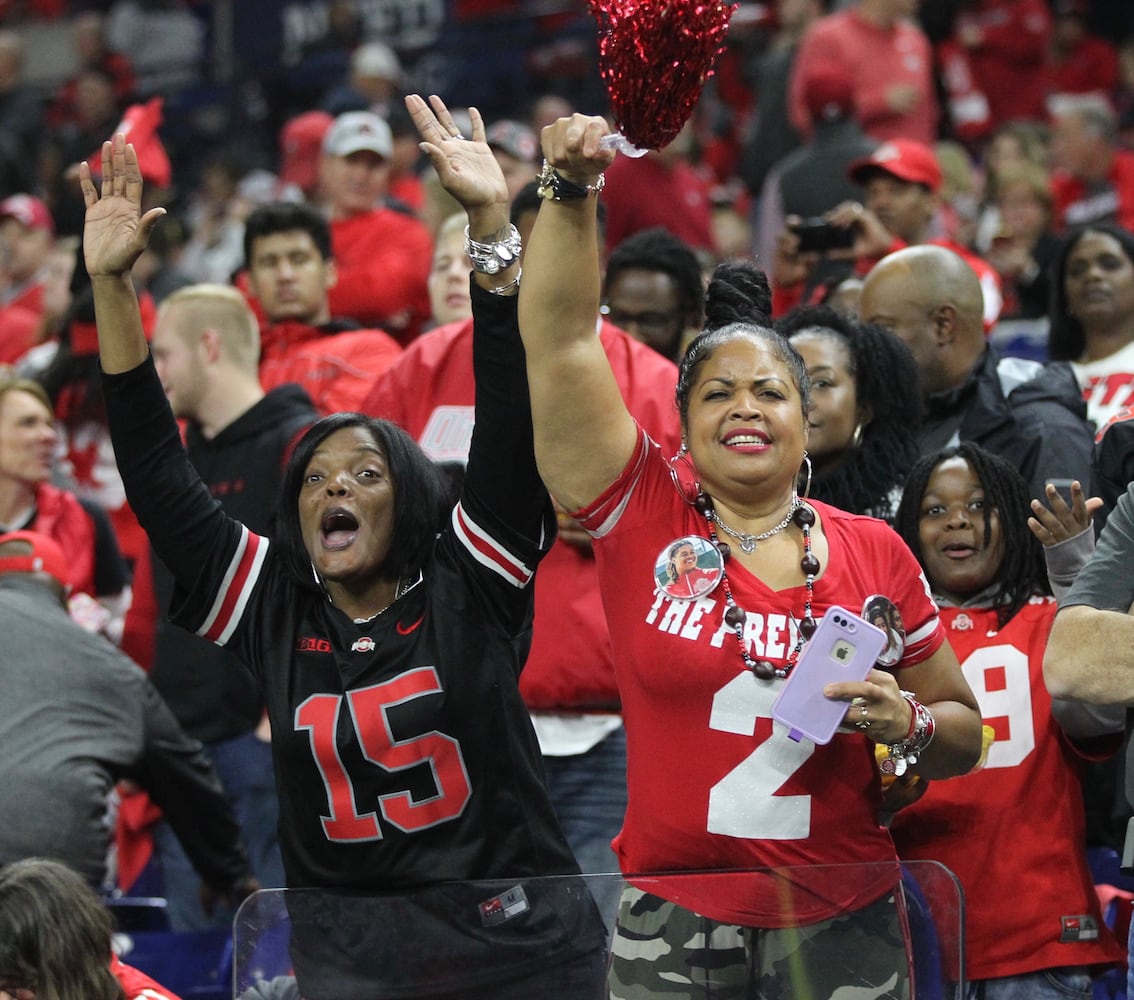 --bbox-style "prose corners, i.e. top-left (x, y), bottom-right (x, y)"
top-left (855, 701), bottom-right (871, 730)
